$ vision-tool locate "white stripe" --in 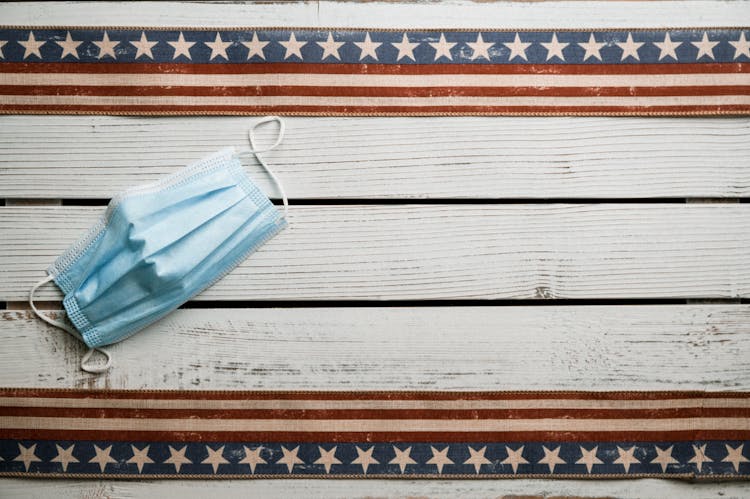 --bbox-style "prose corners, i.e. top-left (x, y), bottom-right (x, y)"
top-left (1, 416), bottom-right (748, 432)
top-left (2, 95), bottom-right (749, 107)
top-left (0, 72), bottom-right (747, 88)
top-left (2, 396), bottom-right (749, 410)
